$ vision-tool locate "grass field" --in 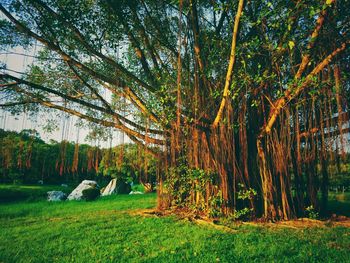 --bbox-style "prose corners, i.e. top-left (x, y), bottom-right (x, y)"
top-left (0, 185), bottom-right (349, 262)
